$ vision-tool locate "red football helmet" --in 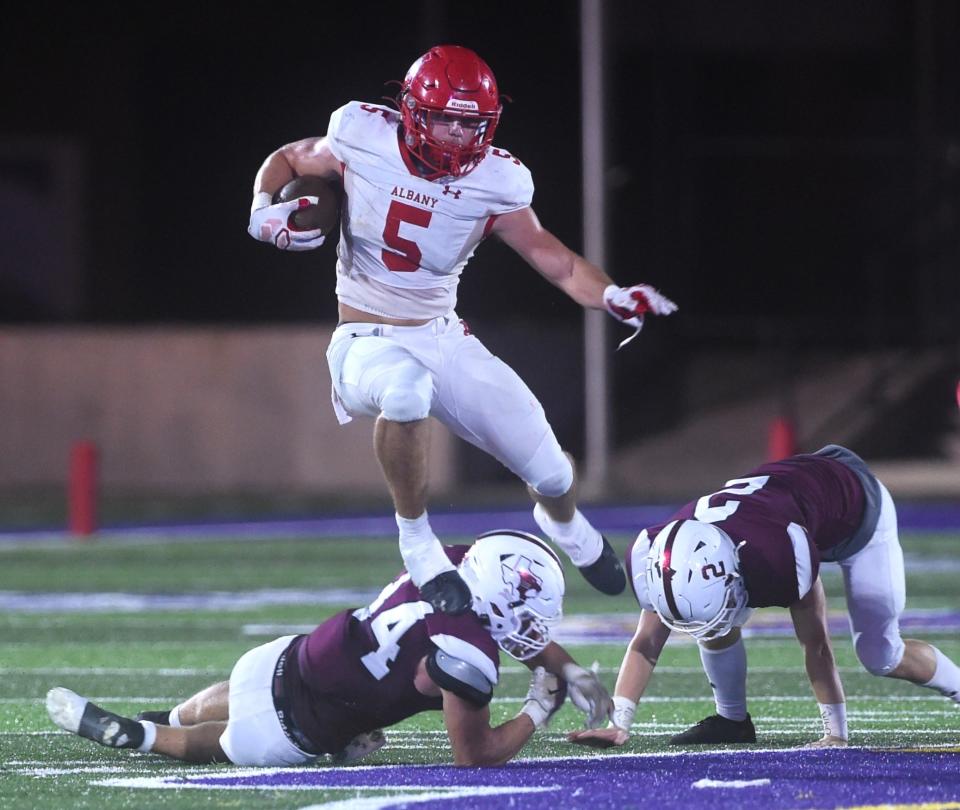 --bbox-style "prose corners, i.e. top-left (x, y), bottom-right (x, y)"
top-left (399, 45), bottom-right (501, 179)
